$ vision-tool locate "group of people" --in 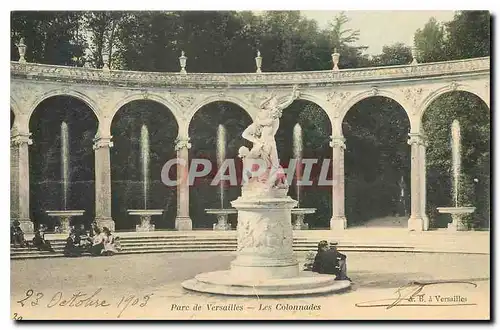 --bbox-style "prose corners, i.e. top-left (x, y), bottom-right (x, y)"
top-left (304, 240), bottom-right (351, 282)
top-left (10, 220), bottom-right (121, 257)
top-left (64, 222), bottom-right (121, 257)
top-left (11, 221), bottom-right (54, 252)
